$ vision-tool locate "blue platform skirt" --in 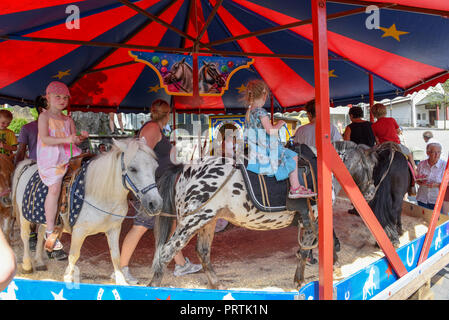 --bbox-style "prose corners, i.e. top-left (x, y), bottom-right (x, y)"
top-left (246, 139), bottom-right (297, 181)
